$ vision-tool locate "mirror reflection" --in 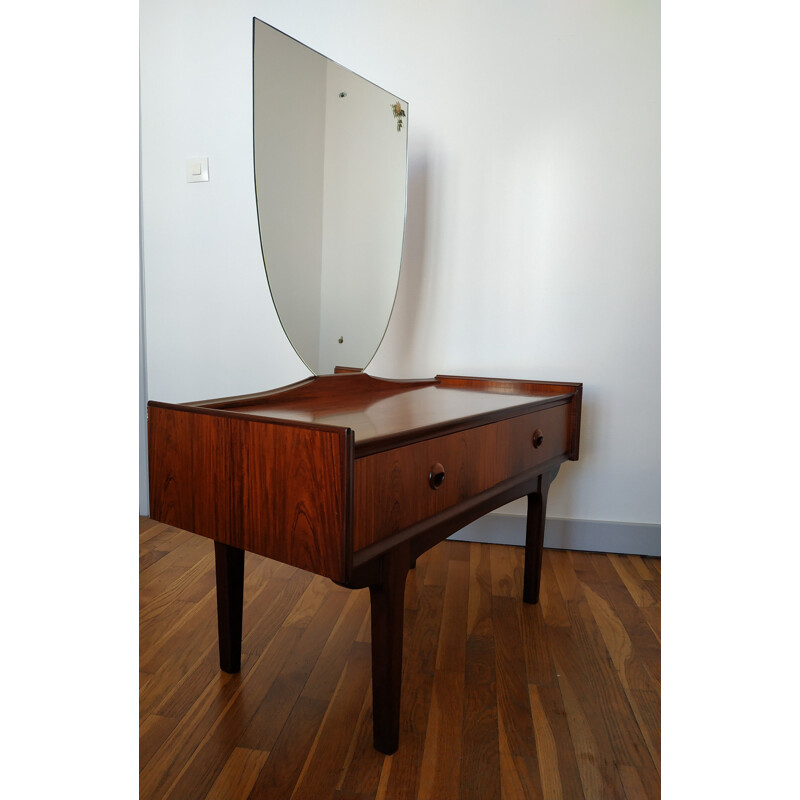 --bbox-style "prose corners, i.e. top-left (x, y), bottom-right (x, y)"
top-left (253, 19), bottom-right (408, 375)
